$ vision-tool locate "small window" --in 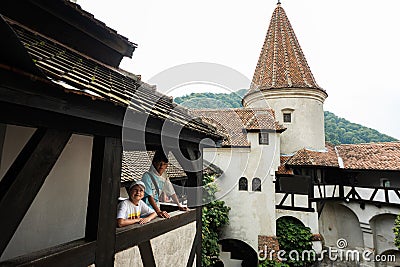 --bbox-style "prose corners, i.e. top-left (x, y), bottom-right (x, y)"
top-left (283, 113), bottom-right (292, 123)
top-left (381, 179), bottom-right (391, 188)
top-left (259, 132), bottom-right (269, 145)
top-left (252, 178), bottom-right (261, 192)
top-left (239, 177), bottom-right (248, 191)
